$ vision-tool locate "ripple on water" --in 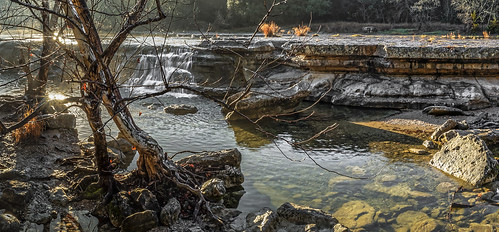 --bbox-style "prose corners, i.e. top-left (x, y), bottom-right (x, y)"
top-left (70, 94), bottom-right (489, 230)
